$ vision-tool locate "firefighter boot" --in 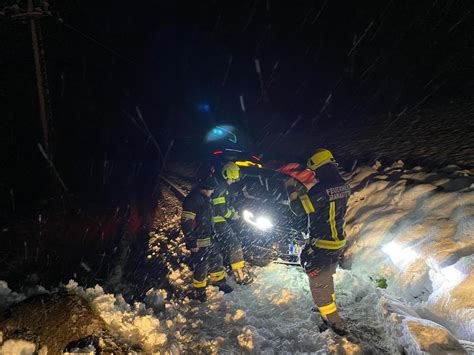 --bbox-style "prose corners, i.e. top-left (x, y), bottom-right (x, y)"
top-left (320, 312), bottom-right (347, 337)
top-left (233, 268), bottom-right (254, 285)
top-left (213, 279), bottom-right (234, 294)
top-left (192, 287), bottom-right (207, 302)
